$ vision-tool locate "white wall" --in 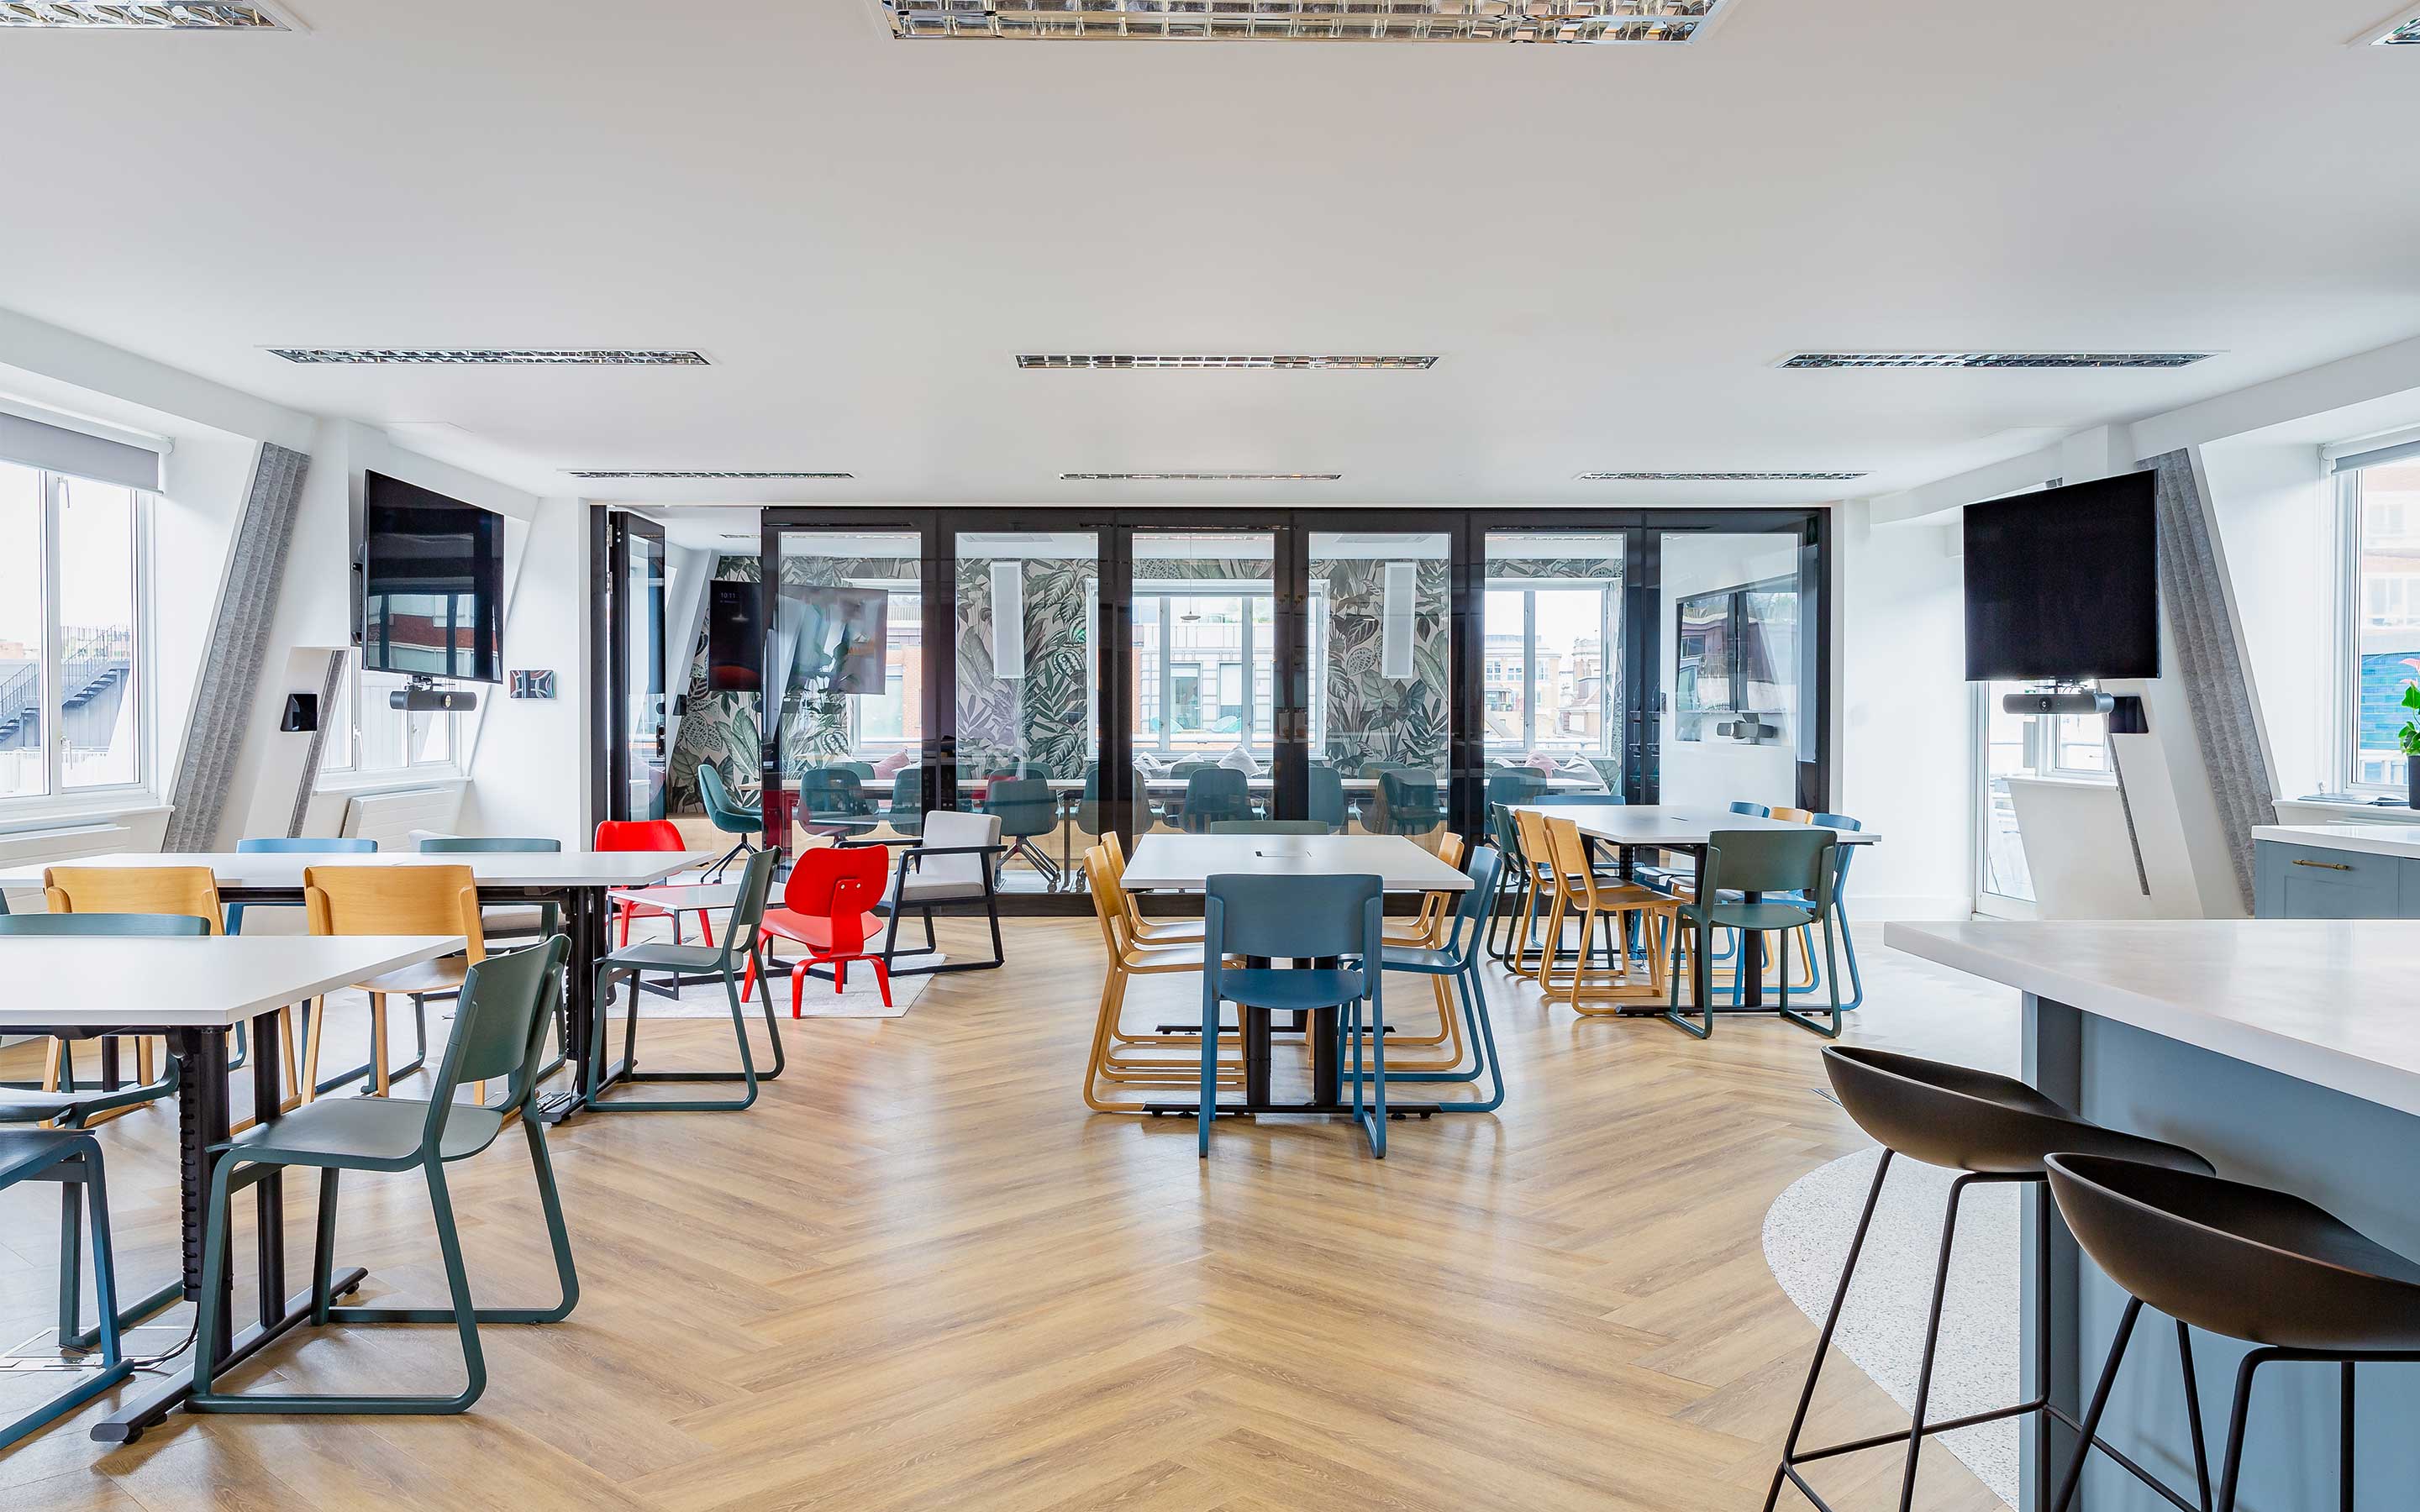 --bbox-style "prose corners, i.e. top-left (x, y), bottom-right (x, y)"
top-left (2198, 438), bottom-right (2333, 801)
top-left (460, 496), bottom-right (592, 846)
top-left (1833, 501), bottom-right (1972, 919)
